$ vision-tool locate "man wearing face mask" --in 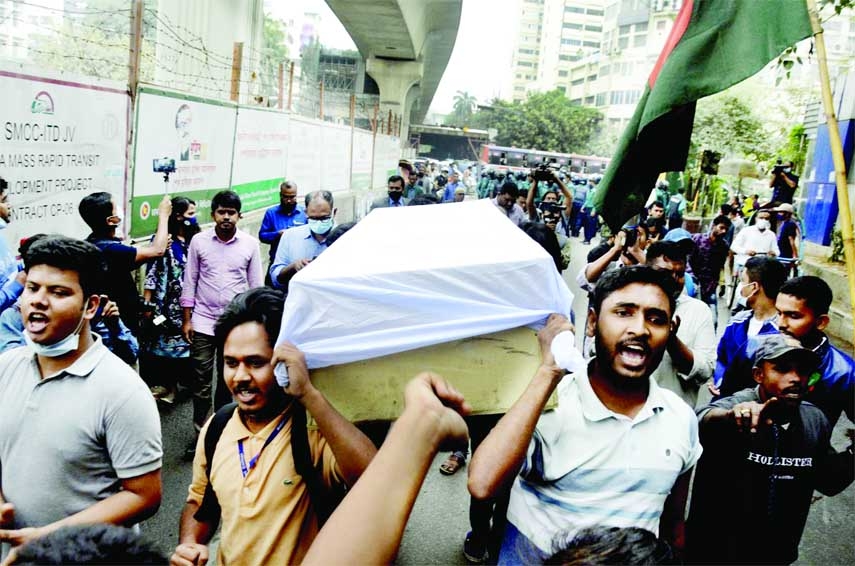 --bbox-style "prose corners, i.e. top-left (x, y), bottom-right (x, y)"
top-left (730, 209), bottom-right (779, 271)
top-left (0, 177), bottom-right (27, 312)
top-left (0, 236), bottom-right (162, 560)
top-left (713, 256), bottom-right (788, 399)
top-left (371, 176), bottom-right (409, 210)
top-left (79, 191), bottom-right (172, 335)
top-left (271, 190), bottom-right (336, 291)
top-left (258, 182), bottom-right (307, 264)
